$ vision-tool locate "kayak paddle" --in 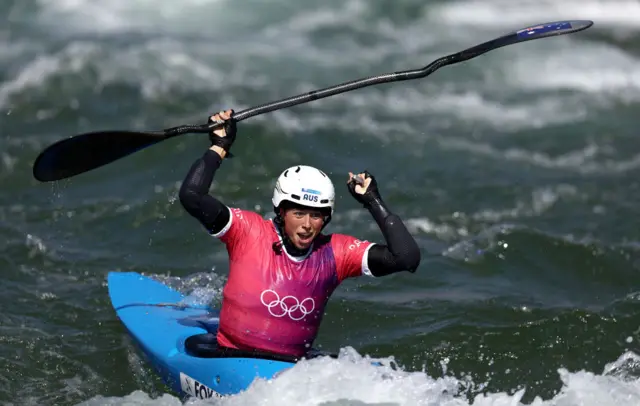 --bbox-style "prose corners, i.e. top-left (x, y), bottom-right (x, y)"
top-left (33, 20), bottom-right (593, 182)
